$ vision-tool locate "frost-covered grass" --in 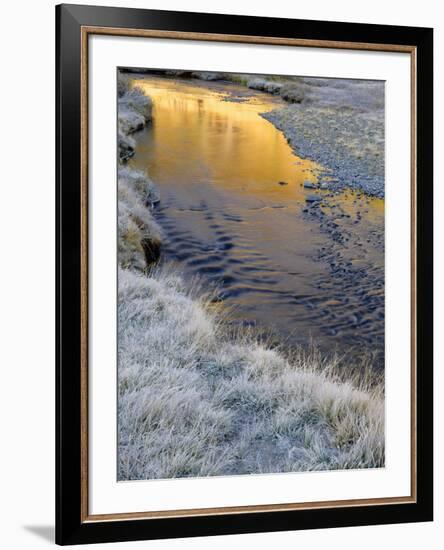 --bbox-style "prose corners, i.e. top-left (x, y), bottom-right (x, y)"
top-left (117, 70), bottom-right (162, 270)
top-left (118, 265), bottom-right (384, 480)
top-left (118, 71), bottom-right (153, 161)
top-left (117, 72), bottom-right (130, 98)
top-left (118, 88), bottom-right (153, 135)
top-left (118, 166), bottom-right (162, 270)
top-left (187, 71), bottom-right (307, 103)
top-left (244, 76), bottom-right (306, 103)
